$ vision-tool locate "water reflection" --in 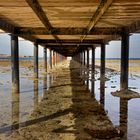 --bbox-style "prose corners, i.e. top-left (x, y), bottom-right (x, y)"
top-left (100, 79), bottom-right (105, 107)
top-left (11, 91), bottom-right (20, 130)
top-left (33, 80), bottom-right (38, 108)
top-left (120, 98), bottom-right (128, 140)
top-left (43, 75), bottom-right (47, 97)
